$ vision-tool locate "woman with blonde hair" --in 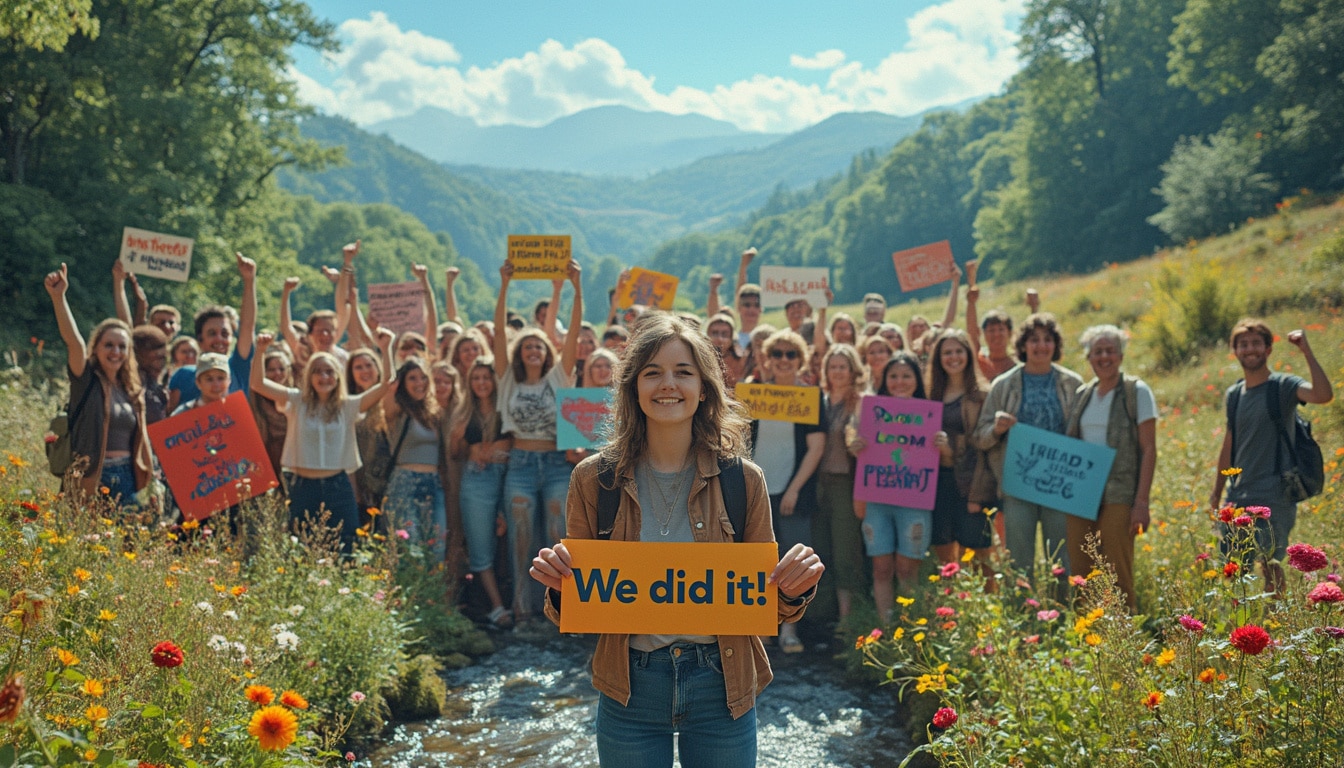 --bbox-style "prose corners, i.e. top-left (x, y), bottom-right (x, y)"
top-left (531, 313), bottom-right (822, 766)
top-left (817, 343), bottom-right (867, 620)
